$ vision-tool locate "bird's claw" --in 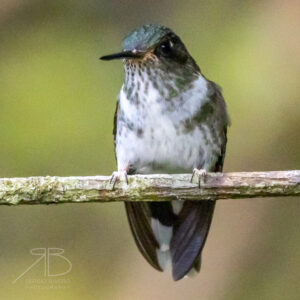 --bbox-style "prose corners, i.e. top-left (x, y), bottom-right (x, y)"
top-left (110, 170), bottom-right (128, 189)
top-left (191, 168), bottom-right (207, 188)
